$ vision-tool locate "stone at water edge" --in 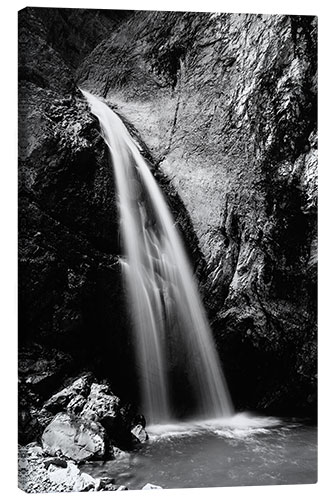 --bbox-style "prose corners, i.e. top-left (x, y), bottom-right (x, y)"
top-left (142, 483), bottom-right (163, 490)
top-left (47, 462), bottom-right (97, 492)
top-left (47, 462), bottom-right (80, 487)
top-left (81, 381), bottom-right (148, 448)
top-left (73, 472), bottom-right (96, 492)
top-left (131, 424), bottom-right (148, 443)
top-left (42, 412), bottom-right (106, 461)
top-left (95, 476), bottom-right (115, 491)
